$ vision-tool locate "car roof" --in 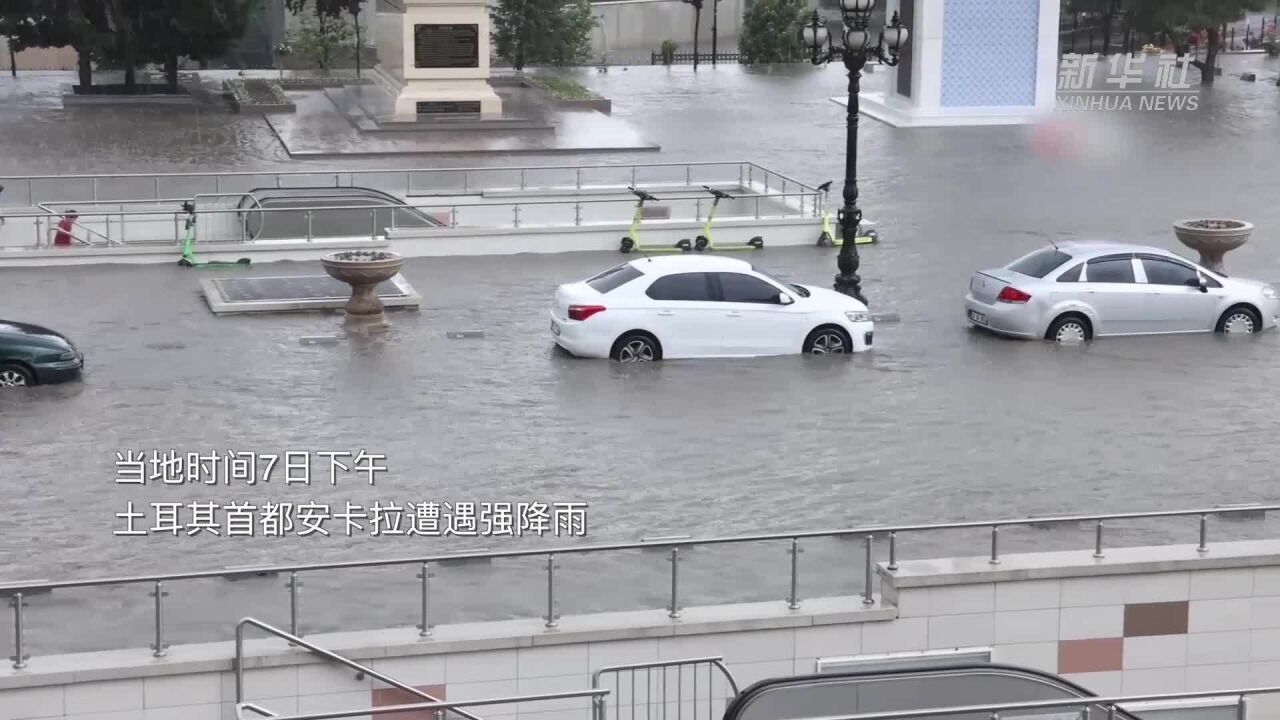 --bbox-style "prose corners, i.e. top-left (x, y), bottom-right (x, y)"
top-left (1053, 240), bottom-right (1185, 258)
top-left (626, 255), bottom-right (753, 273)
